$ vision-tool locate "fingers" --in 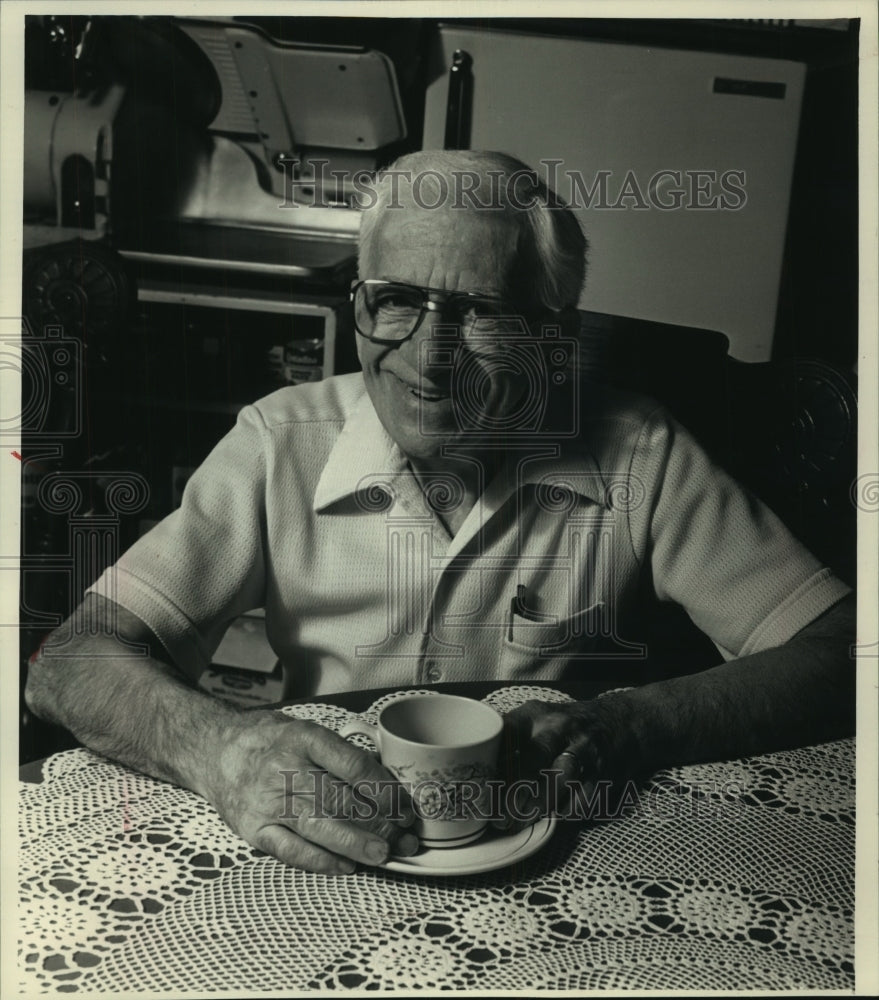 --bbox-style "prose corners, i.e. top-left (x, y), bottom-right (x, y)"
top-left (530, 708), bottom-right (584, 759)
top-left (253, 823), bottom-right (357, 876)
top-left (500, 703), bottom-right (554, 782)
top-left (549, 736), bottom-right (602, 820)
top-left (505, 700), bottom-right (603, 766)
top-left (306, 722), bottom-right (416, 828)
top-left (295, 811), bottom-right (419, 867)
top-left (283, 767), bottom-right (420, 860)
top-left (552, 750), bottom-right (584, 781)
top-left (216, 716), bottom-right (421, 873)
top-left (495, 701), bottom-right (604, 831)
top-left (274, 728), bottom-right (420, 865)
top-left (551, 735), bottom-right (601, 780)
top-left (502, 701), bottom-right (581, 778)
top-left (244, 770), bottom-right (419, 872)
